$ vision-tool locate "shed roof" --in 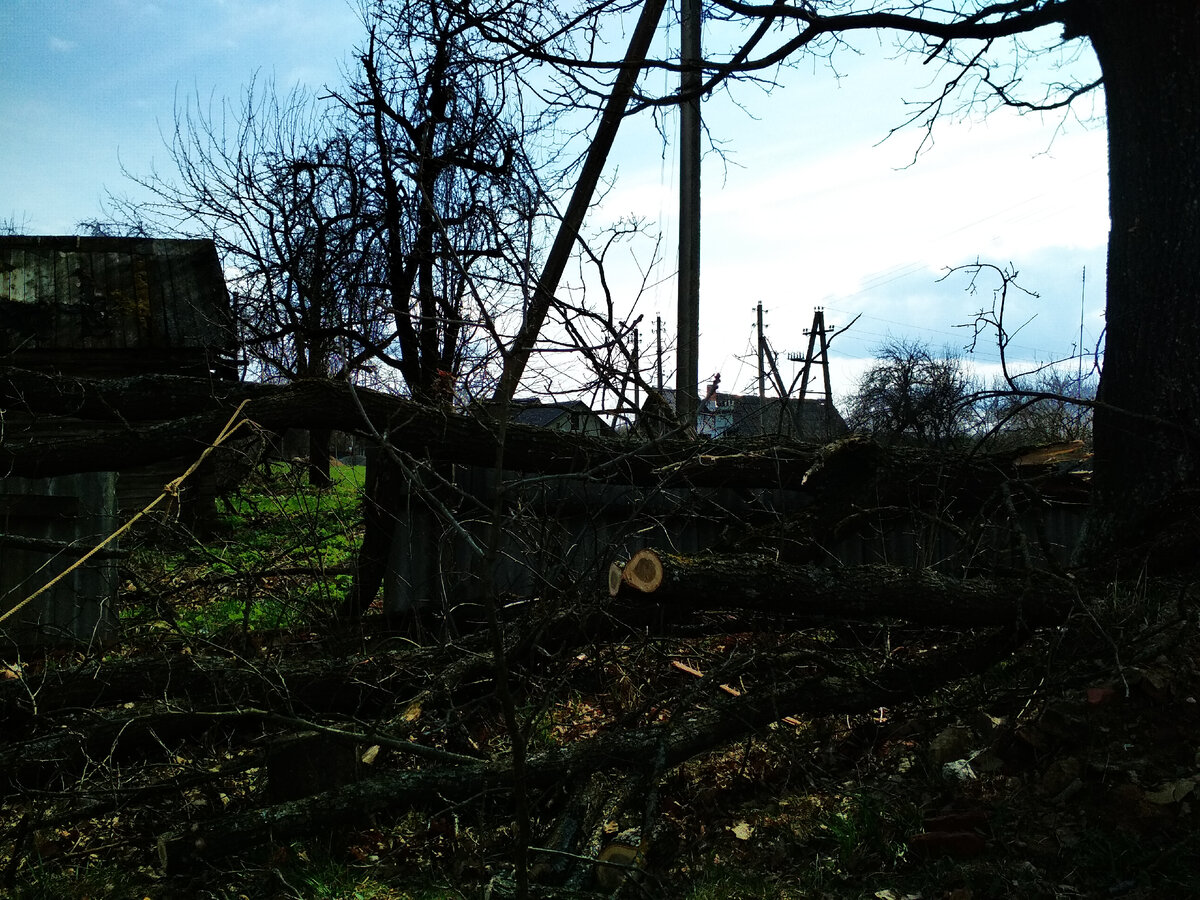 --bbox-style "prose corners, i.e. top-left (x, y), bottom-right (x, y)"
top-left (0, 236), bottom-right (235, 375)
